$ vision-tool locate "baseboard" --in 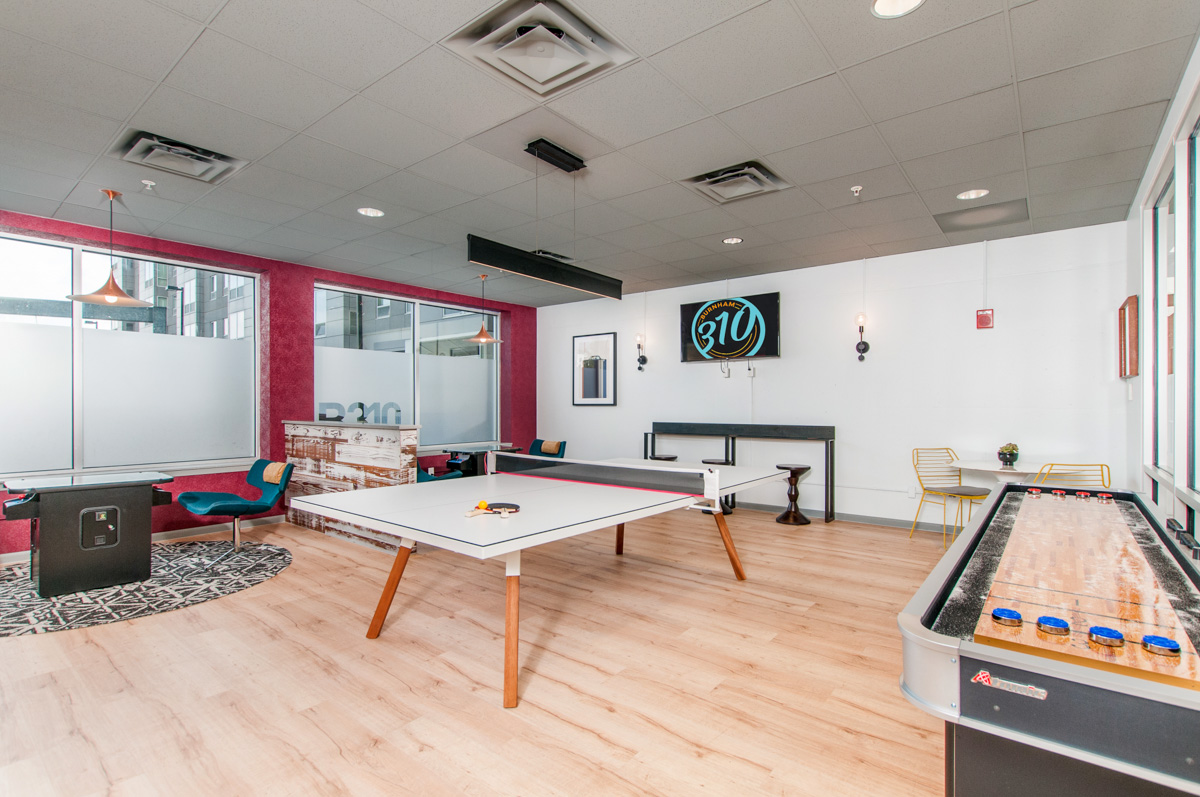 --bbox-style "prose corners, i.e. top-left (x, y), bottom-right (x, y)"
top-left (0, 515), bottom-right (287, 569)
top-left (734, 502), bottom-right (955, 535)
